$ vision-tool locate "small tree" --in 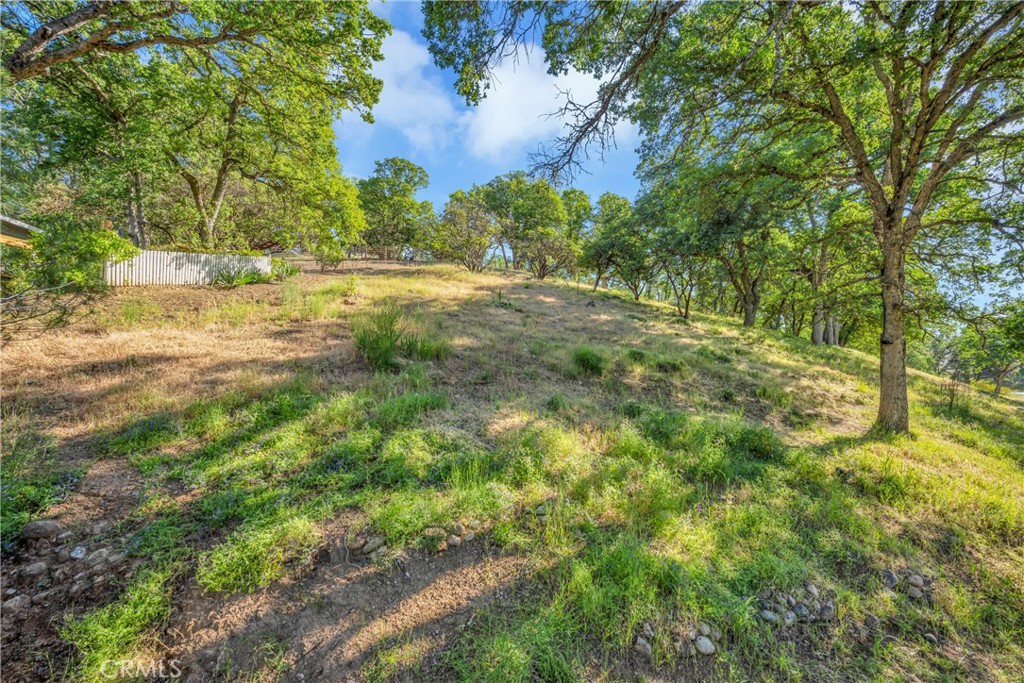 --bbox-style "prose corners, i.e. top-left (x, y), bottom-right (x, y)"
top-left (427, 191), bottom-right (499, 272)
